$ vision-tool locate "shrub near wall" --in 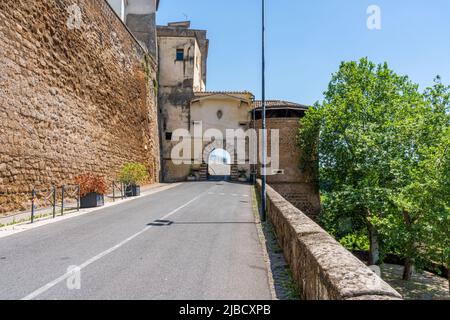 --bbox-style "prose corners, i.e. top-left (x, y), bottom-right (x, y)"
top-left (256, 181), bottom-right (402, 300)
top-left (0, 0), bottom-right (160, 214)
